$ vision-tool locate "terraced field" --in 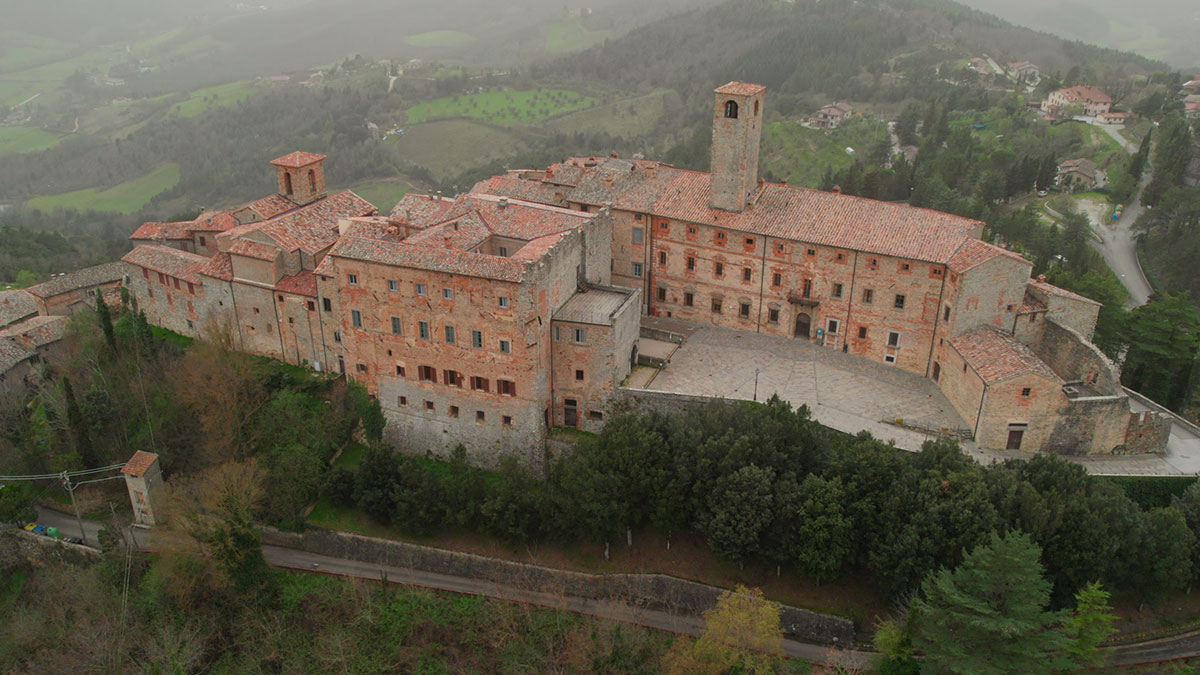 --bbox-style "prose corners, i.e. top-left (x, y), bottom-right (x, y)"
top-left (170, 80), bottom-right (260, 118)
top-left (405, 88), bottom-right (595, 126)
top-left (549, 89), bottom-right (672, 138)
top-left (0, 126), bottom-right (64, 156)
top-left (389, 120), bottom-right (529, 181)
top-left (25, 163), bottom-right (180, 213)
